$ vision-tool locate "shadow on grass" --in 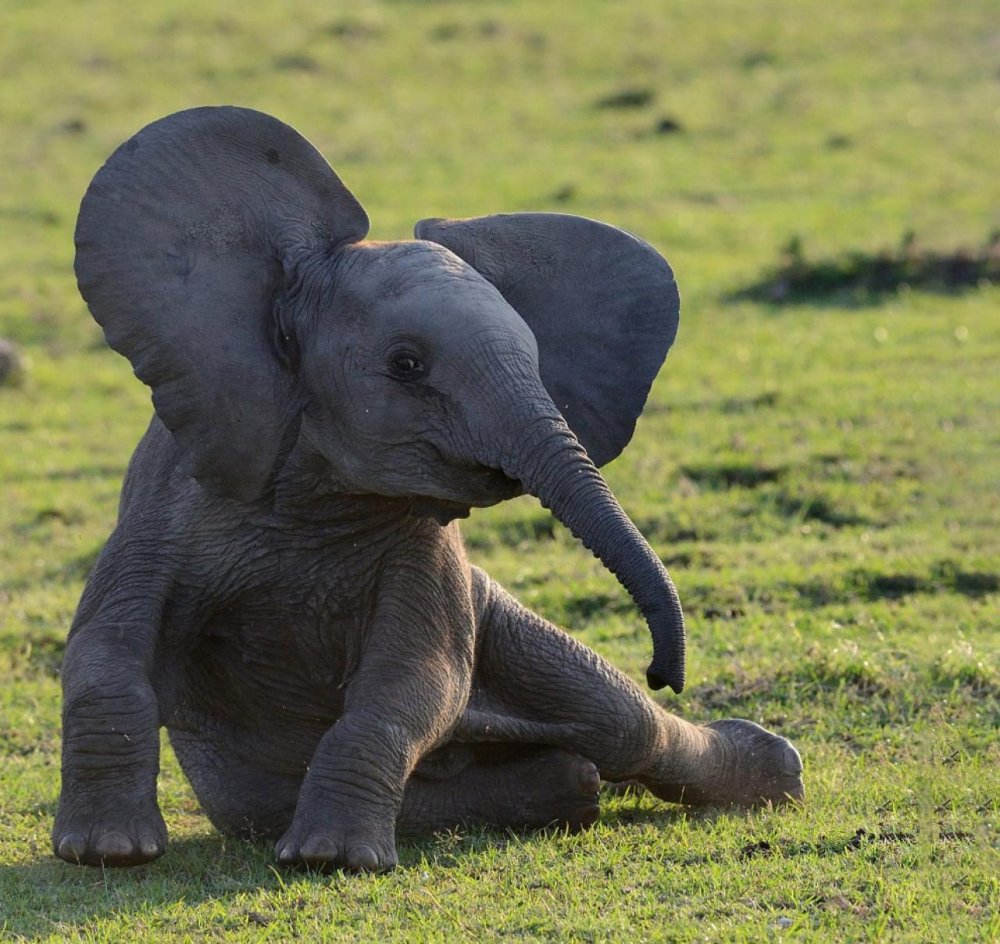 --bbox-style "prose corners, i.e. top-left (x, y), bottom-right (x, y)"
top-left (0, 809), bottom-right (705, 937)
top-left (688, 651), bottom-right (1000, 719)
top-left (1, 836), bottom-right (277, 938)
top-left (732, 231), bottom-right (999, 306)
top-left (680, 462), bottom-right (785, 490)
top-left (794, 562), bottom-right (999, 607)
top-left (4, 796), bottom-right (981, 937)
